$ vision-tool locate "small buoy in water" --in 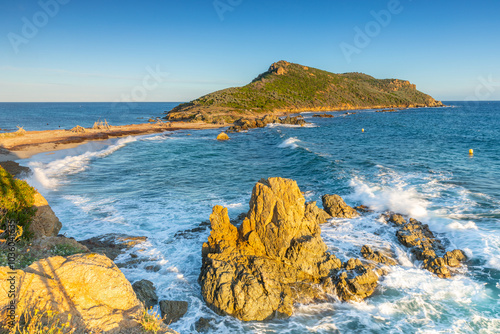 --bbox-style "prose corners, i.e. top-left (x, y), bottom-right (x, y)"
top-left (469, 149), bottom-right (474, 155)
top-left (362, 128), bottom-right (365, 132)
